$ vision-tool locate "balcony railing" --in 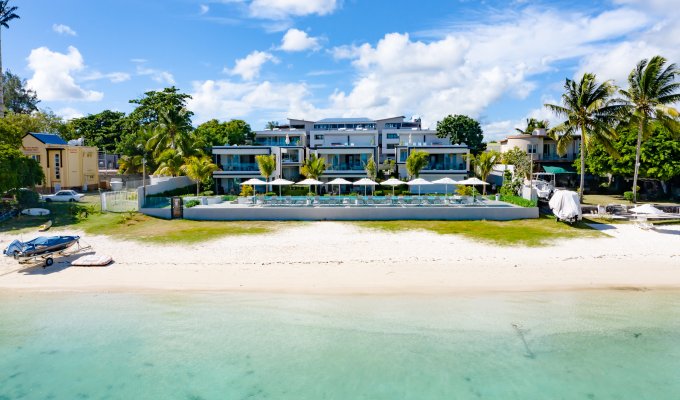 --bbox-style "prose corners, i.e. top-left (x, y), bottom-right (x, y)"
top-left (326, 164), bottom-right (366, 171)
top-left (281, 157), bottom-right (301, 163)
top-left (220, 163), bottom-right (259, 172)
top-left (255, 139), bottom-right (302, 146)
top-left (423, 163), bottom-right (466, 171)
